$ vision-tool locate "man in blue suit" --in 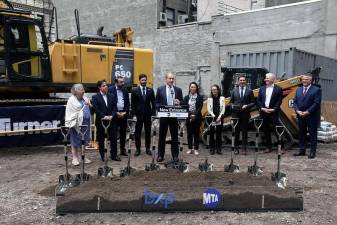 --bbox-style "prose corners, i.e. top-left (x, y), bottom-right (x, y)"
top-left (257, 73), bottom-right (283, 153)
top-left (108, 76), bottom-right (130, 157)
top-left (156, 72), bottom-right (183, 162)
top-left (92, 80), bottom-right (119, 161)
top-left (293, 73), bottom-right (321, 159)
